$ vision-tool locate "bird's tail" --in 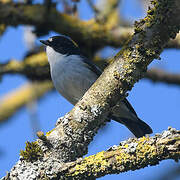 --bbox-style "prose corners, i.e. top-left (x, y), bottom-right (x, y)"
top-left (112, 116), bottom-right (153, 138)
